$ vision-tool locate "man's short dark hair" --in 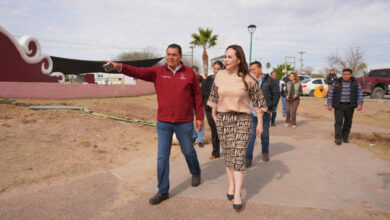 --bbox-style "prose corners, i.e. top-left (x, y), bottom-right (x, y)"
top-left (167, 44), bottom-right (182, 55)
top-left (192, 66), bottom-right (199, 71)
top-left (342, 68), bottom-right (353, 74)
top-left (213, 60), bottom-right (224, 69)
top-left (250, 61), bottom-right (262, 68)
